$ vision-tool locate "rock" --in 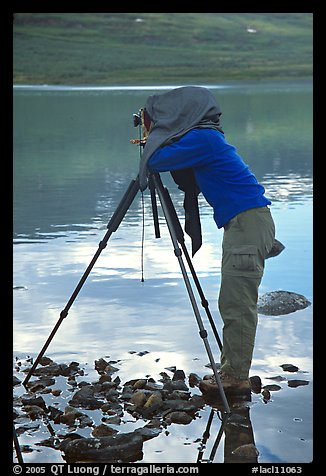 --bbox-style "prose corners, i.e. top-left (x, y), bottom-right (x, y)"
top-left (32, 362), bottom-right (69, 377)
top-left (262, 389), bottom-right (271, 402)
top-left (21, 395), bottom-right (47, 411)
top-left (98, 374), bottom-right (112, 384)
top-left (258, 291), bottom-right (311, 315)
top-left (15, 422), bottom-right (40, 435)
top-left (48, 406), bottom-right (64, 423)
top-left (102, 415), bottom-right (121, 425)
top-left (60, 432), bottom-right (143, 463)
top-left (163, 399), bottom-right (198, 413)
top-left (145, 380), bottom-right (163, 392)
top-left (105, 388), bottom-right (120, 402)
top-left (165, 366), bottom-right (176, 373)
top-left (35, 436), bottom-right (59, 449)
top-left (26, 377), bottom-right (56, 393)
top-left (23, 405), bottom-right (46, 420)
top-left (287, 380), bottom-right (309, 388)
top-left (69, 385), bottom-right (104, 409)
top-left (51, 389), bottom-right (62, 396)
top-left (281, 364), bottom-right (299, 372)
top-left (135, 426), bottom-right (162, 440)
top-left (164, 411), bottom-right (193, 425)
top-left (59, 406), bottom-right (93, 427)
top-left (169, 390), bottom-right (191, 400)
top-left (143, 392), bottom-right (163, 410)
top-left (59, 406), bottom-right (84, 426)
top-left (137, 351), bottom-right (150, 356)
top-left (249, 375), bottom-right (262, 393)
top-left (189, 394), bottom-right (205, 409)
top-left (95, 358), bottom-right (119, 375)
top-left (13, 376), bottom-right (21, 386)
top-left (172, 369), bottom-right (186, 381)
top-left (133, 379), bottom-right (148, 389)
top-left (130, 390), bottom-right (147, 408)
top-left (95, 358), bottom-right (109, 373)
top-left (266, 375), bottom-right (287, 382)
top-left (227, 413), bottom-right (248, 427)
top-left (163, 380), bottom-right (189, 392)
top-left (92, 423), bottom-right (118, 437)
top-left (159, 372), bottom-right (171, 383)
top-left (188, 373), bottom-right (201, 388)
top-left (232, 443), bottom-right (259, 459)
top-left (262, 384), bottom-right (282, 391)
top-left (39, 356), bottom-right (54, 366)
